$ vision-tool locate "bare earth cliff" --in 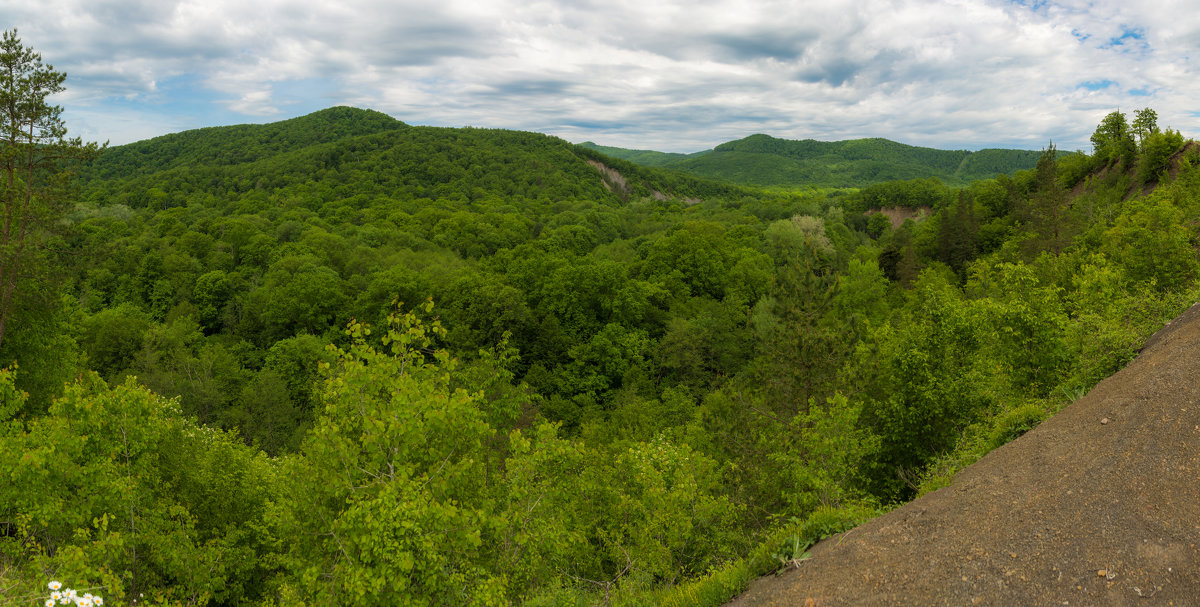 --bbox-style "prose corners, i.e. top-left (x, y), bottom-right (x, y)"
top-left (729, 303), bottom-right (1200, 606)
